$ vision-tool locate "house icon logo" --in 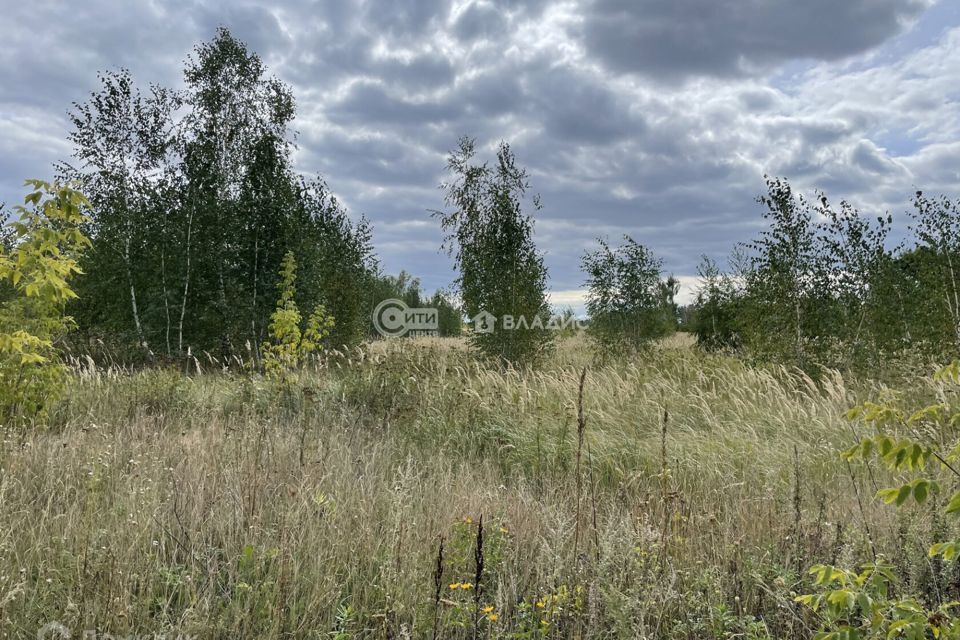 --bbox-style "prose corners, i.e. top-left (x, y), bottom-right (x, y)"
top-left (471, 310), bottom-right (497, 334)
